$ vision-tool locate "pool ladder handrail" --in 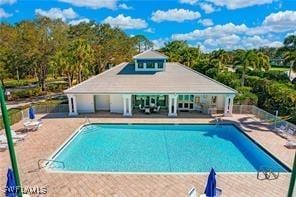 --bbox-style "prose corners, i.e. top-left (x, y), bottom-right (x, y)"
top-left (215, 117), bottom-right (222, 127)
top-left (257, 166), bottom-right (279, 180)
top-left (84, 117), bottom-right (91, 124)
top-left (38, 159), bottom-right (65, 169)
